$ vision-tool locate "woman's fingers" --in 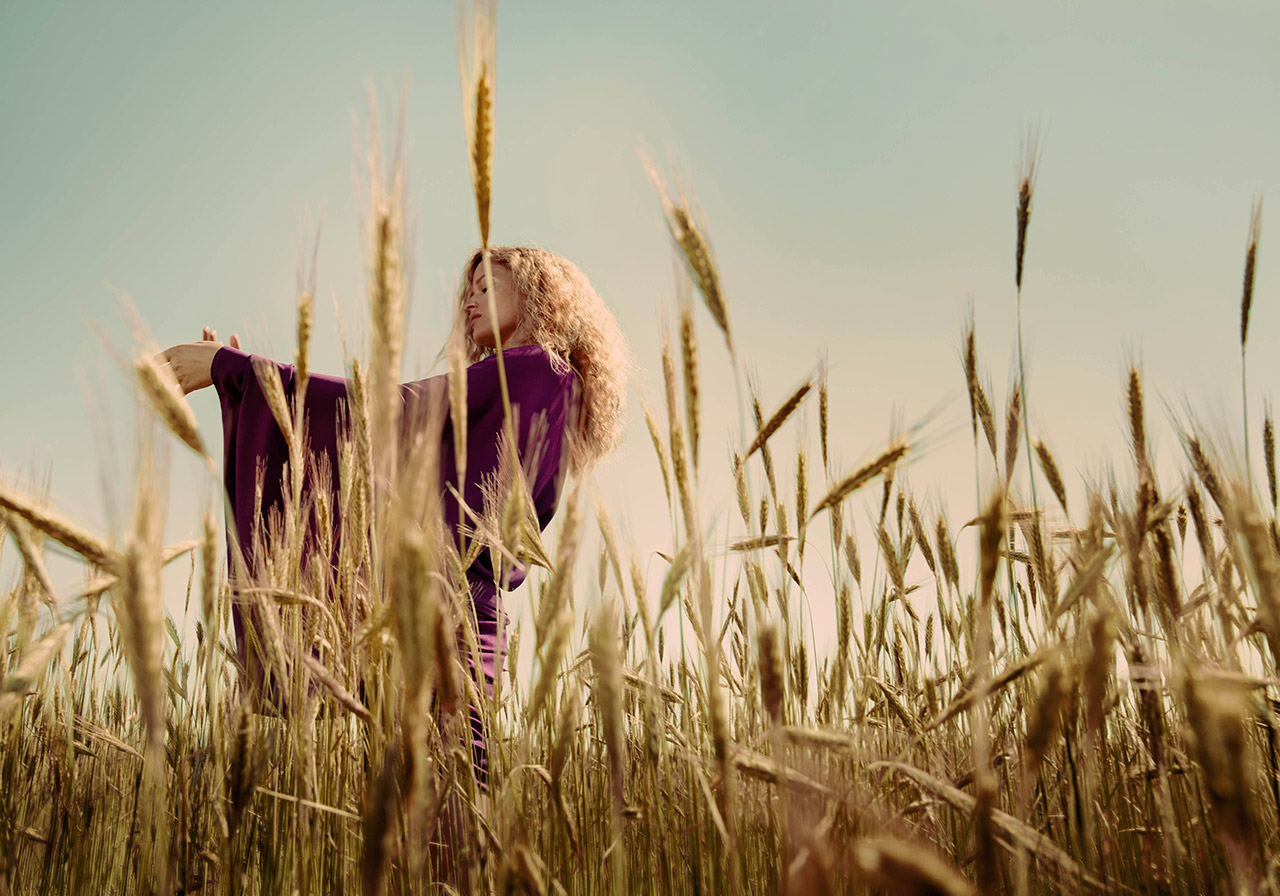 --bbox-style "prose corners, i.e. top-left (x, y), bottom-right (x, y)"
top-left (230, 333), bottom-right (241, 350)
